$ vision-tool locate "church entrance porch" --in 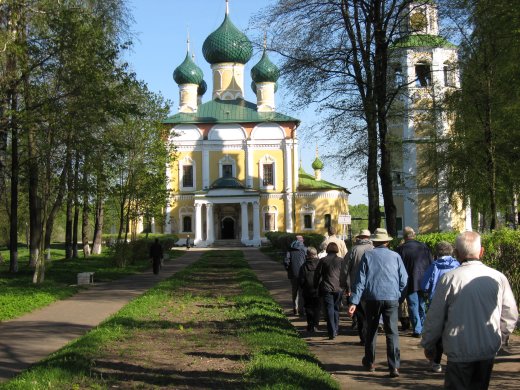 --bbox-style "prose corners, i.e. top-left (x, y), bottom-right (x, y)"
top-left (192, 196), bottom-right (261, 247)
